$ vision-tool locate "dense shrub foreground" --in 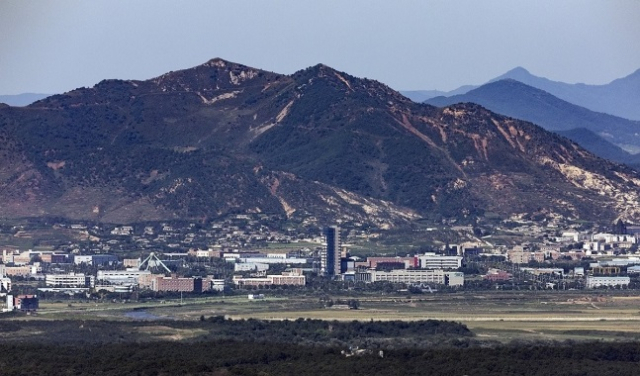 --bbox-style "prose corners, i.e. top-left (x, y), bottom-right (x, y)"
top-left (0, 317), bottom-right (473, 349)
top-left (1, 318), bottom-right (640, 375)
top-left (1, 340), bottom-right (640, 375)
